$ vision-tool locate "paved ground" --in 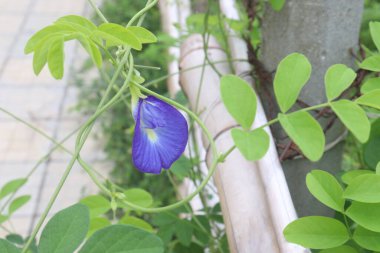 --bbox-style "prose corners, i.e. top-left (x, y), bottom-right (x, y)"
top-left (0, 0), bottom-right (109, 237)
